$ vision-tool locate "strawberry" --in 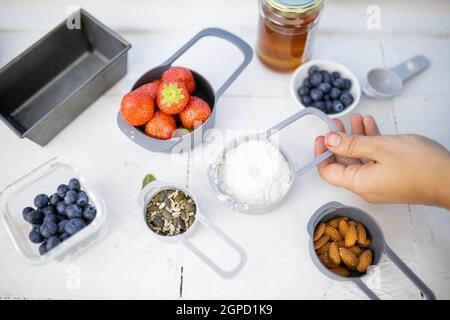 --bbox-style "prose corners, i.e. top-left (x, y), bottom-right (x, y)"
top-left (144, 111), bottom-right (177, 140)
top-left (120, 91), bottom-right (155, 126)
top-left (179, 96), bottom-right (211, 129)
top-left (162, 67), bottom-right (196, 94)
top-left (134, 80), bottom-right (161, 99)
top-left (156, 81), bottom-right (189, 114)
